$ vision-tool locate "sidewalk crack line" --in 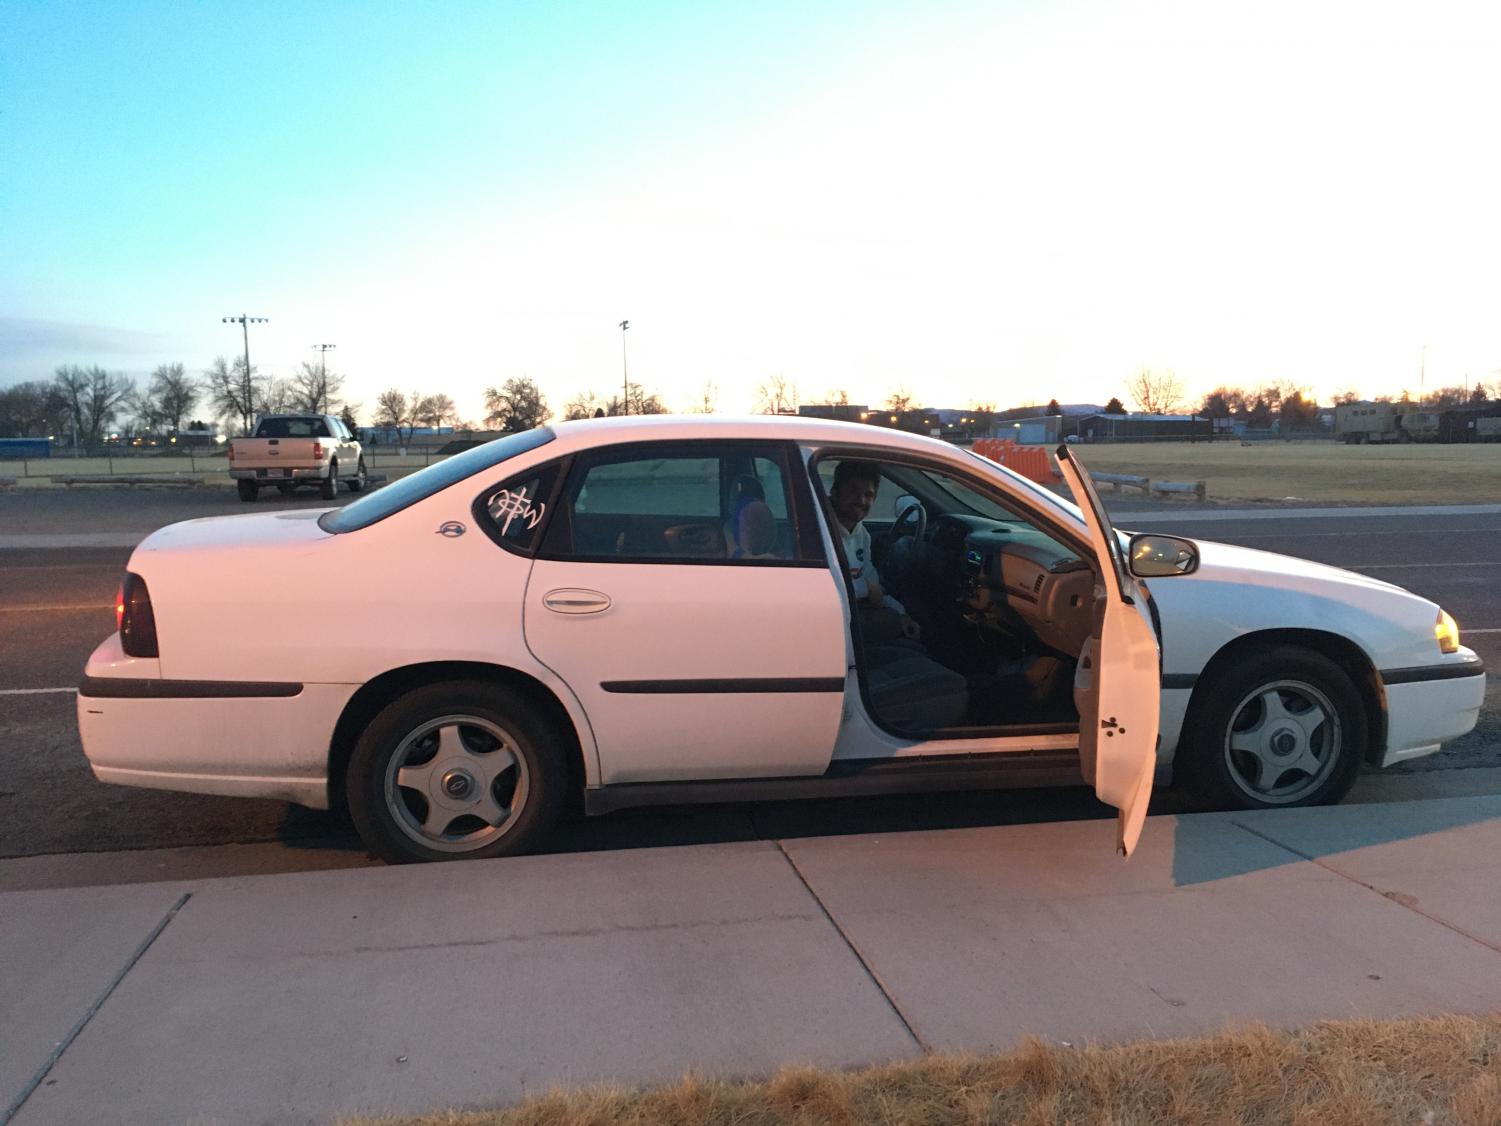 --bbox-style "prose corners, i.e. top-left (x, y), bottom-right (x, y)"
top-left (1230, 820), bottom-right (1501, 957)
top-left (774, 841), bottom-right (930, 1053)
top-left (1, 892), bottom-right (191, 1126)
